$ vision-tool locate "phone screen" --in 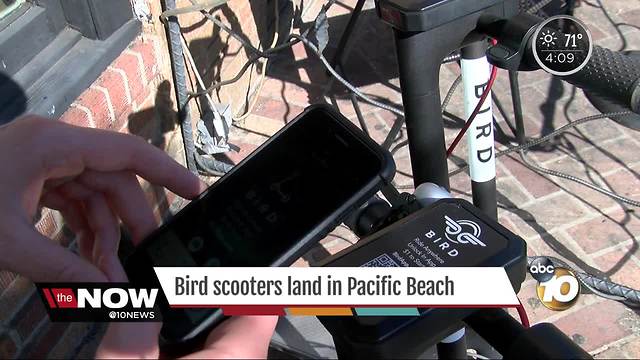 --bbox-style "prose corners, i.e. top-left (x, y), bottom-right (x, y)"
top-left (126, 106), bottom-right (389, 341)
